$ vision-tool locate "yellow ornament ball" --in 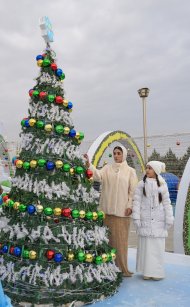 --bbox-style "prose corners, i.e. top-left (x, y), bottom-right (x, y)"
top-left (55, 160), bottom-right (63, 169)
top-left (63, 99), bottom-right (68, 107)
top-left (70, 168), bottom-right (75, 175)
top-left (30, 160), bottom-right (37, 168)
top-left (111, 253), bottom-right (116, 261)
top-left (13, 202), bottom-right (20, 210)
top-left (68, 109), bottom-right (72, 113)
top-left (67, 252), bottom-right (75, 261)
top-left (102, 253), bottom-right (108, 263)
top-left (36, 205), bottom-right (43, 213)
top-left (75, 132), bottom-right (80, 139)
top-left (79, 210), bottom-right (86, 218)
top-left (88, 177), bottom-right (93, 183)
top-left (16, 160), bottom-right (23, 168)
top-left (29, 119), bottom-right (36, 127)
top-left (92, 212), bottom-right (98, 220)
top-left (37, 59), bottom-right (43, 67)
top-left (45, 124), bottom-right (52, 132)
top-left (29, 250), bottom-right (37, 260)
top-left (64, 127), bottom-right (70, 135)
top-left (85, 253), bottom-right (93, 263)
top-left (53, 208), bottom-right (61, 216)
